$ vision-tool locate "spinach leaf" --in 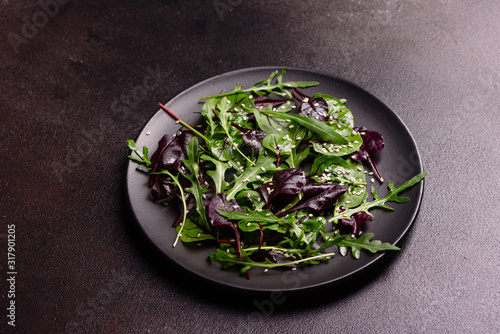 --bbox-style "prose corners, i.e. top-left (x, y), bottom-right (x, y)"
top-left (313, 93), bottom-right (354, 128)
top-left (310, 155), bottom-right (366, 208)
